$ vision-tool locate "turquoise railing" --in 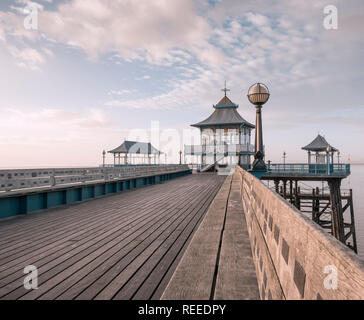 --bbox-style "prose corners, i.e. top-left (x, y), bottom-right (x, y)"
top-left (266, 163), bottom-right (350, 176)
